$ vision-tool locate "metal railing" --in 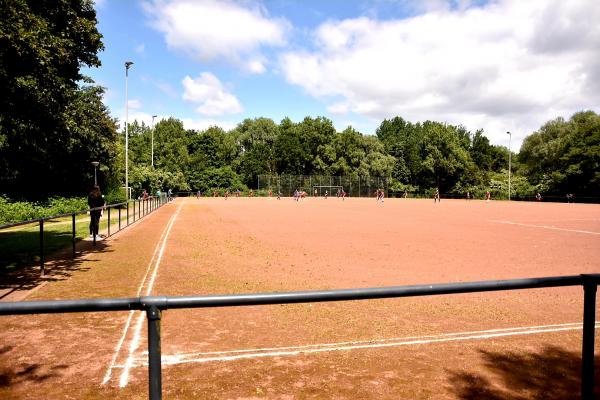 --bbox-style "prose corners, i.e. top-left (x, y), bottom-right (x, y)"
top-left (0, 274), bottom-right (598, 398)
top-left (0, 196), bottom-right (170, 275)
